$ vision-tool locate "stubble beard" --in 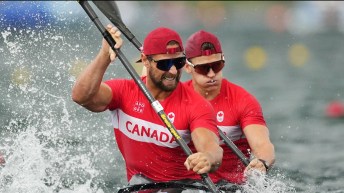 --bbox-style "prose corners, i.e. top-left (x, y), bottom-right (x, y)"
top-left (149, 70), bottom-right (181, 92)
